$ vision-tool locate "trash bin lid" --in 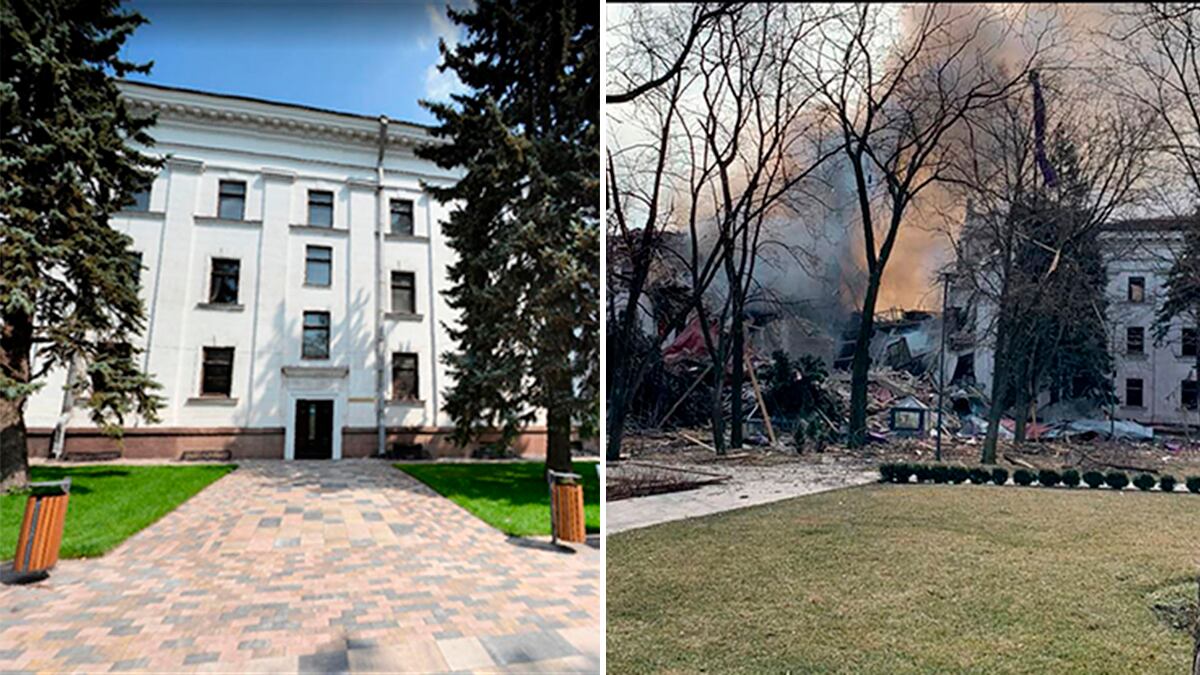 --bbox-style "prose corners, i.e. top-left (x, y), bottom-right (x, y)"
top-left (28, 478), bottom-right (71, 497)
